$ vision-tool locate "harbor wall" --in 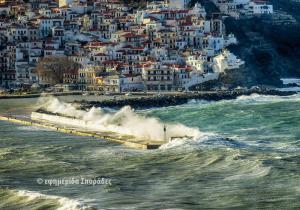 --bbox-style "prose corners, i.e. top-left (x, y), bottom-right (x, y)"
top-left (80, 89), bottom-right (297, 109)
